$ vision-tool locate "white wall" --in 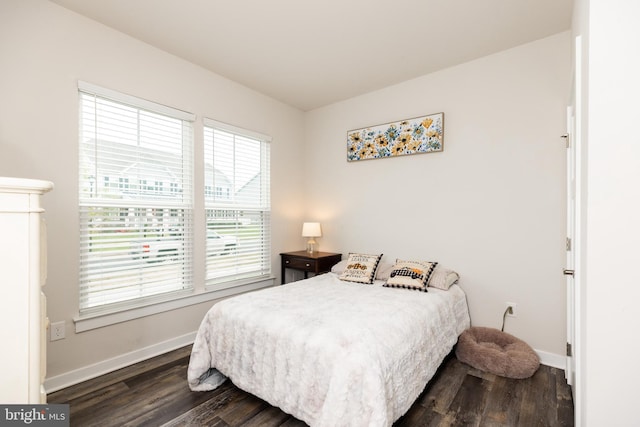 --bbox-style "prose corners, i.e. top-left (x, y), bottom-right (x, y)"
top-left (574, 0), bottom-right (640, 425)
top-left (304, 33), bottom-right (571, 357)
top-left (0, 0), bottom-right (574, 389)
top-left (0, 0), bottom-right (306, 381)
